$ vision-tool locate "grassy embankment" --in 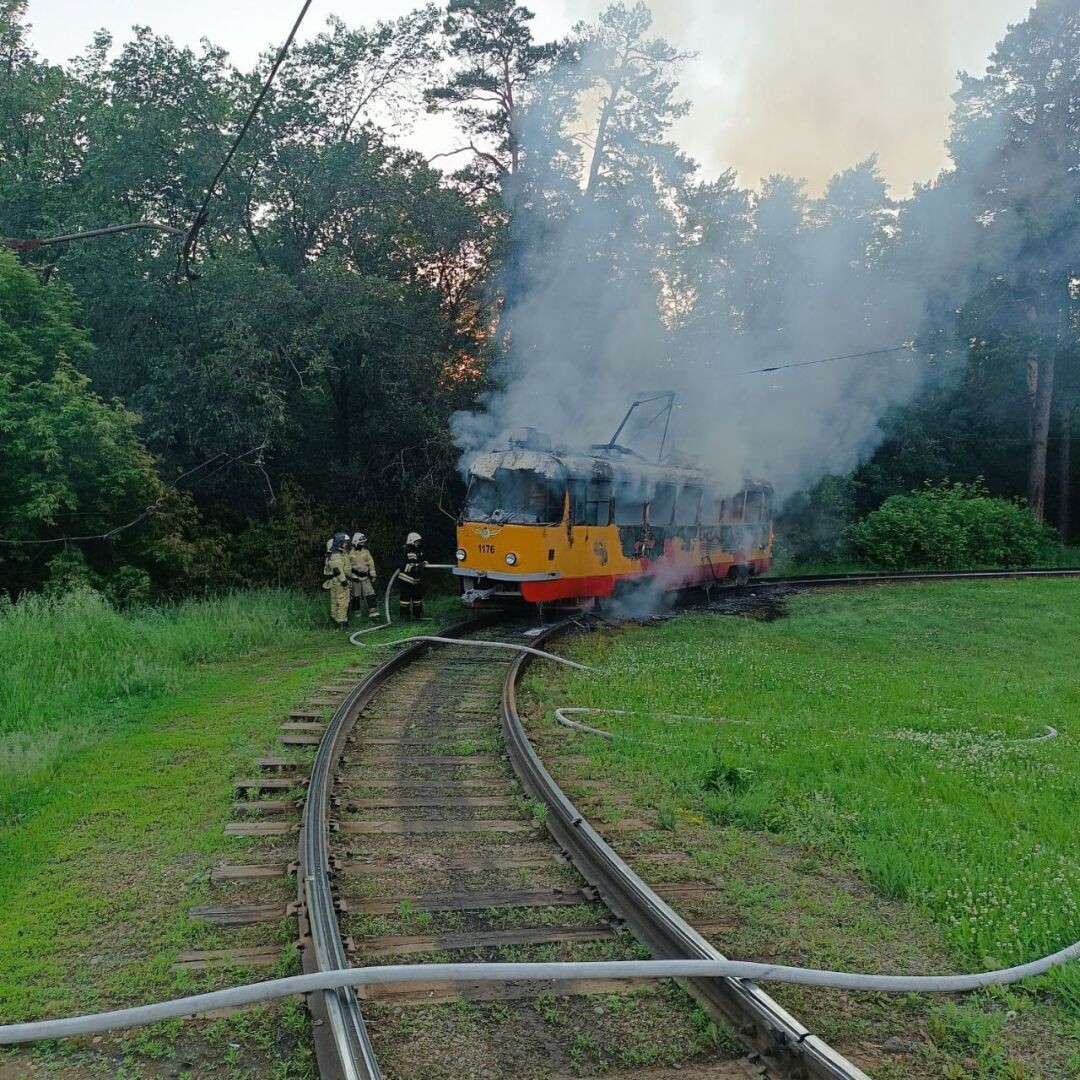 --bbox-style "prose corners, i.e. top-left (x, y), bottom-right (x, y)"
top-left (0, 588), bottom-right (455, 1077)
top-left (527, 579), bottom-right (1080, 1076)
